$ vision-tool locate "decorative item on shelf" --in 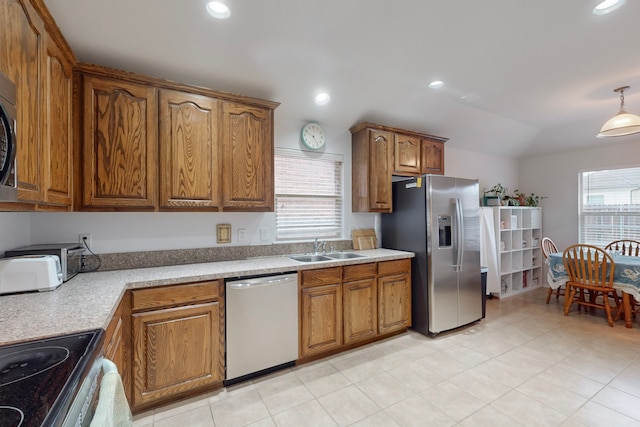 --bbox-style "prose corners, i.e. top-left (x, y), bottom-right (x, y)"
top-left (483, 183), bottom-right (506, 206)
top-left (597, 85), bottom-right (640, 138)
top-left (501, 279), bottom-right (508, 294)
top-left (526, 193), bottom-right (546, 207)
top-left (523, 271), bottom-right (528, 288)
top-left (513, 190), bottom-right (526, 207)
top-left (500, 241), bottom-right (506, 251)
top-left (532, 237), bottom-right (540, 246)
top-left (500, 220), bottom-right (506, 229)
top-left (510, 215), bottom-right (518, 229)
